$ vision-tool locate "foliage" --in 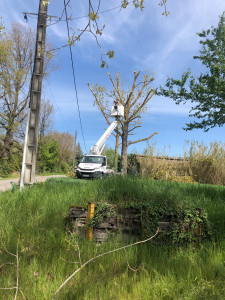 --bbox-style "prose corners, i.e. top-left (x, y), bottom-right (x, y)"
top-left (0, 158), bottom-right (14, 177)
top-left (127, 153), bottom-right (141, 176)
top-left (50, 131), bottom-right (73, 164)
top-left (37, 136), bottom-right (60, 172)
top-left (88, 203), bottom-right (115, 228)
top-left (0, 23), bottom-right (34, 160)
top-left (189, 141), bottom-right (225, 185)
top-left (141, 205), bottom-right (211, 244)
top-left (158, 12), bottom-right (225, 131)
top-left (104, 147), bottom-right (118, 169)
top-left (0, 21), bottom-right (55, 165)
top-left (87, 200), bottom-right (211, 244)
top-left (37, 131), bottom-right (83, 175)
top-left (0, 143), bottom-right (22, 177)
top-left (139, 141), bottom-right (225, 185)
